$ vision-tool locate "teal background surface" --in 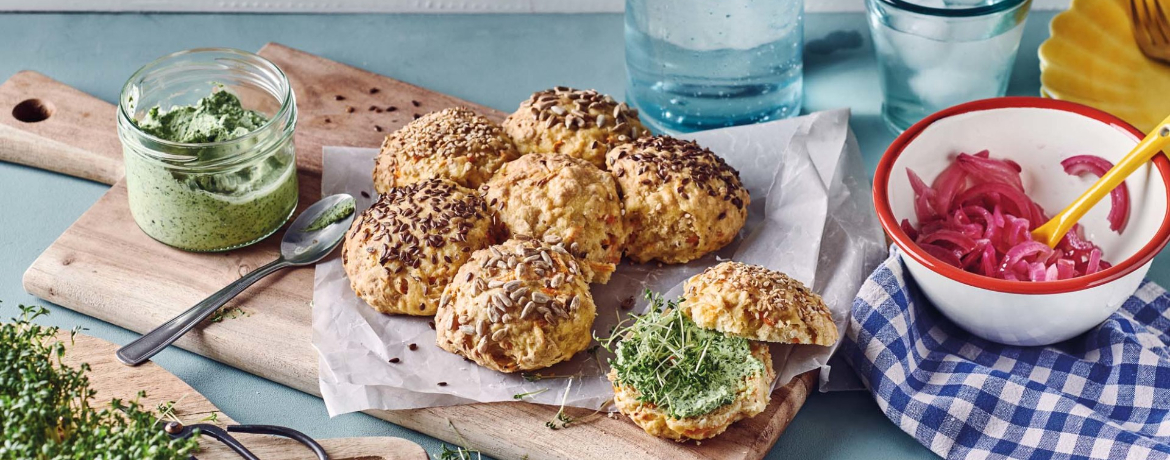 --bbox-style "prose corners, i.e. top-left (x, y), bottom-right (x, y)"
top-left (0, 10), bottom-right (1139, 459)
